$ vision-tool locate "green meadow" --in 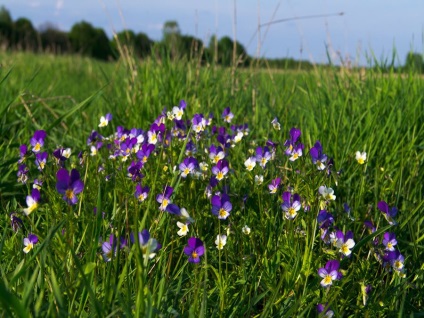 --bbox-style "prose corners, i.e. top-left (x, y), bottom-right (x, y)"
top-left (1, 51), bottom-right (423, 317)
